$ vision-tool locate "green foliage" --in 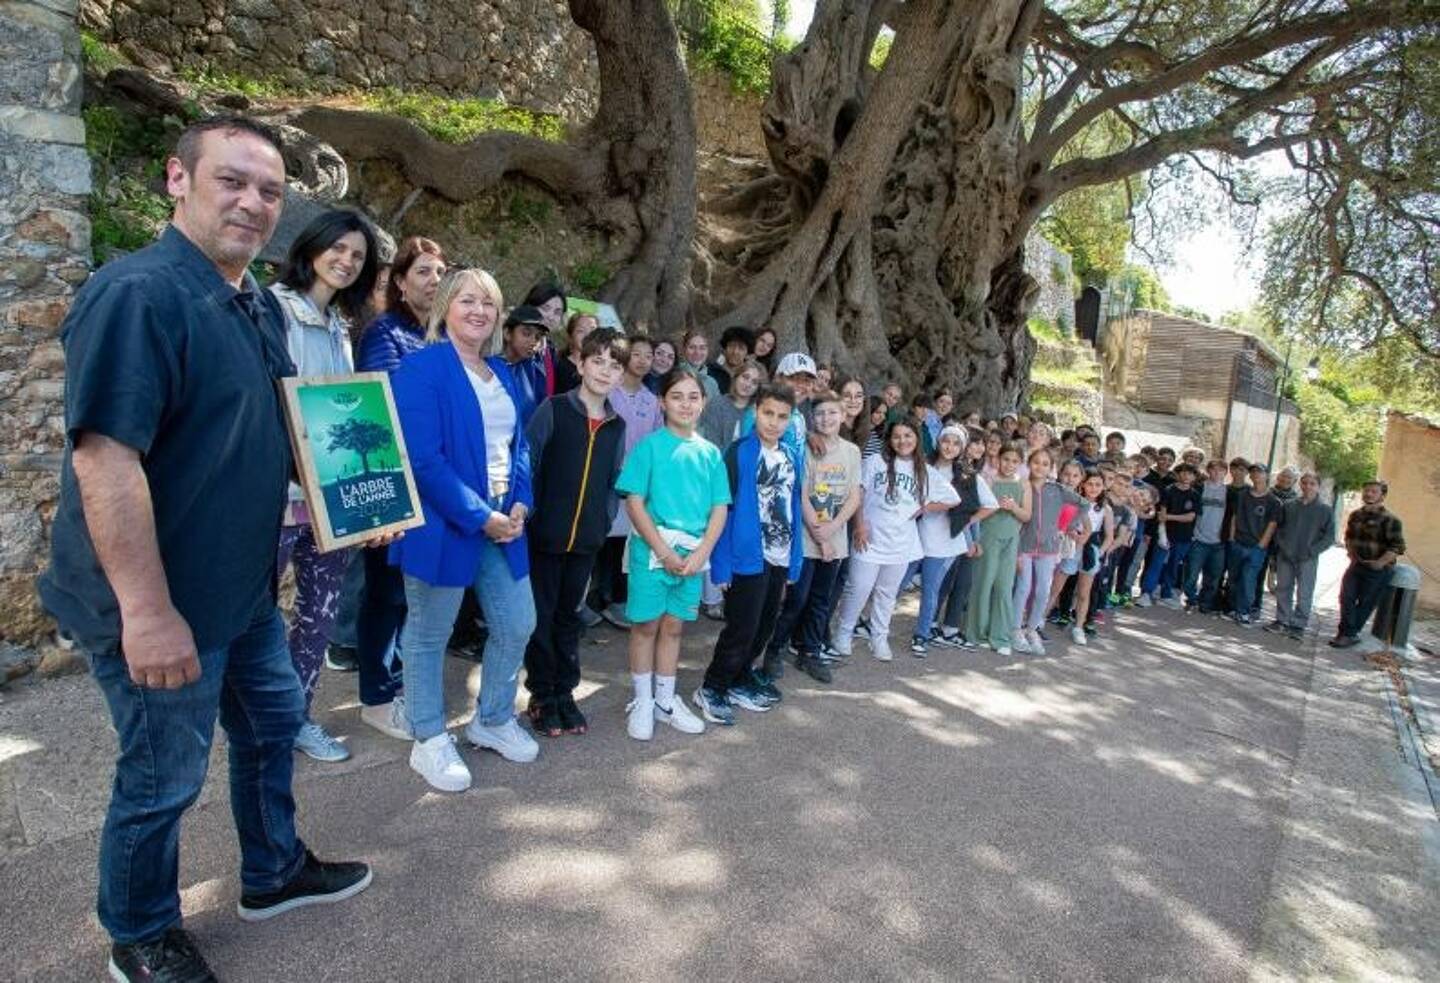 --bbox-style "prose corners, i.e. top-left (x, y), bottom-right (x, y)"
top-left (361, 90), bottom-right (565, 144)
top-left (1037, 180), bottom-right (1136, 285)
top-left (1027, 315), bottom-right (1064, 343)
top-left (79, 31), bottom-right (130, 75)
top-left (178, 65), bottom-right (295, 100)
top-left (678, 0), bottom-right (783, 93)
top-left (570, 256), bottom-right (612, 295)
top-left (83, 106), bottom-right (174, 262)
top-left (1113, 264), bottom-right (1171, 312)
top-left (869, 32), bottom-right (893, 70)
top-left (1294, 366), bottom-right (1383, 492)
top-left (506, 192), bottom-right (553, 227)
